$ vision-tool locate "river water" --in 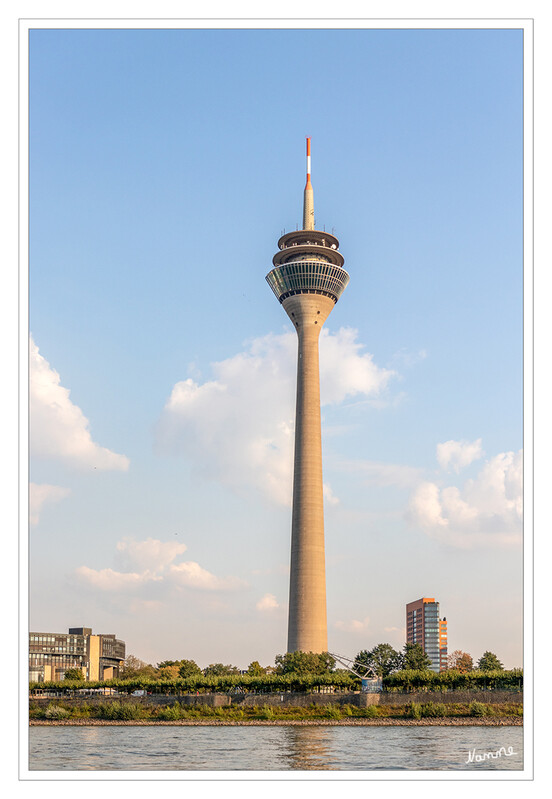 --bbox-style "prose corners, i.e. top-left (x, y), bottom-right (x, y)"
top-left (28, 725), bottom-right (524, 772)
